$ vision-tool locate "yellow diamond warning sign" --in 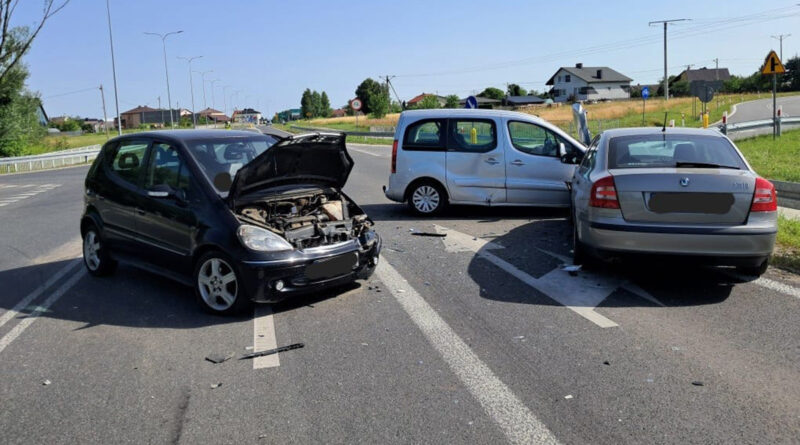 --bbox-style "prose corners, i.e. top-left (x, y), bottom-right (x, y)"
top-left (761, 50), bottom-right (785, 75)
